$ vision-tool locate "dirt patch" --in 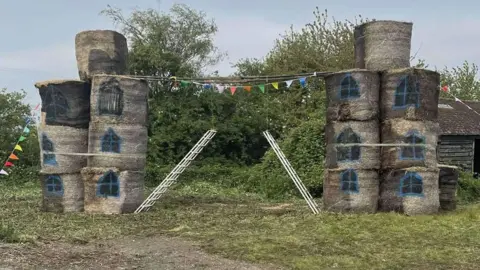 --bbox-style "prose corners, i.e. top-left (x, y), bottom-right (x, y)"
top-left (0, 235), bottom-right (282, 270)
